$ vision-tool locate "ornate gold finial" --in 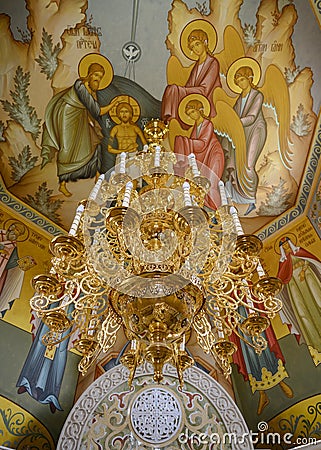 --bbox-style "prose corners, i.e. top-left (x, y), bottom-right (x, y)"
top-left (143, 118), bottom-right (169, 145)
